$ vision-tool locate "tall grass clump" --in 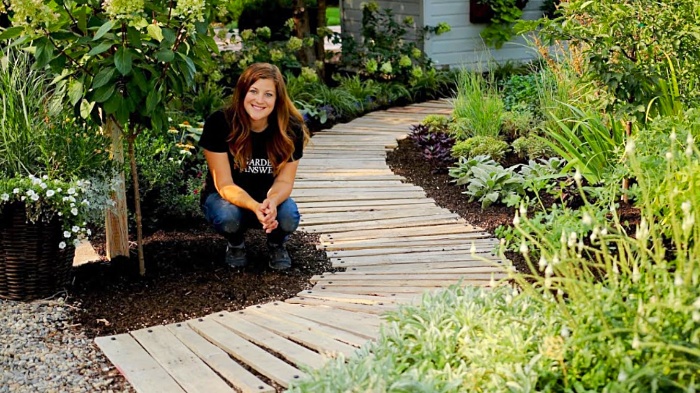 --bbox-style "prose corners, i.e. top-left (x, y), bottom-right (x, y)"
top-left (0, 49), bottom-right (52, 177)
top-left (451, 68), bottom-right (504, 139)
